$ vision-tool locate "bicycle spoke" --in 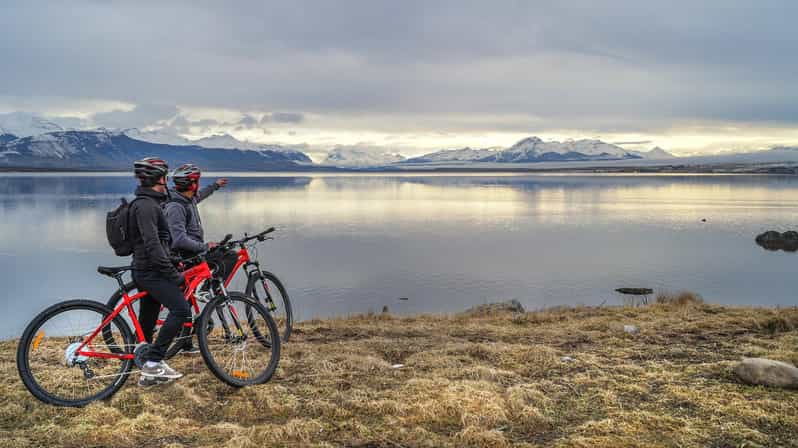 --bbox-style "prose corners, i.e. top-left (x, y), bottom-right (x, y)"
top-left (198, 293), bottom-right (280, 386)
